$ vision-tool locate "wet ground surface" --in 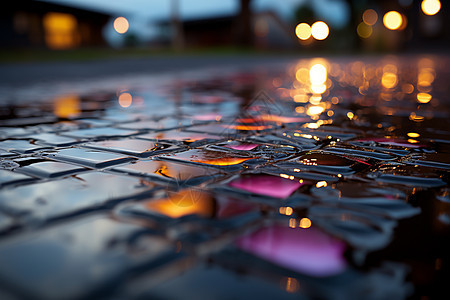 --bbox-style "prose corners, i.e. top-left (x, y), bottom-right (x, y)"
top-left (0, 55), bottom-right (449, 300)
